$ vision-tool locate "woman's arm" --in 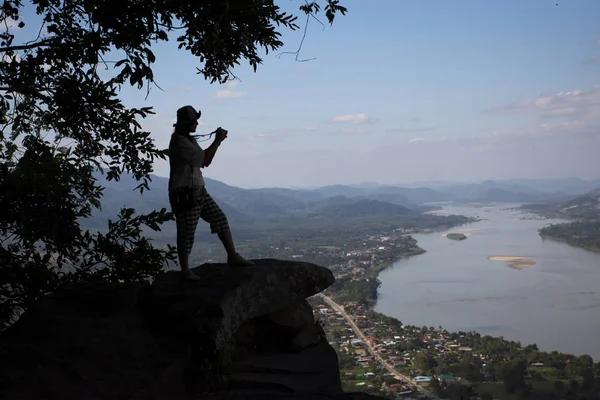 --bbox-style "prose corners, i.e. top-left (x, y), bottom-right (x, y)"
top-left (202, 137), bottom-right (222, 167)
